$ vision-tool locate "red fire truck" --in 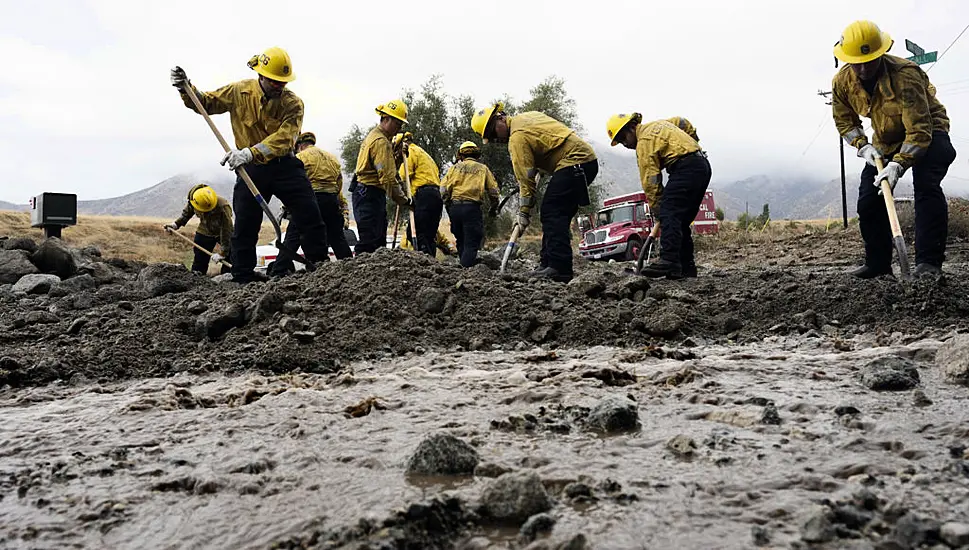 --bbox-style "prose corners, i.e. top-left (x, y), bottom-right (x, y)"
top-left (578, 190), bottom-right (718, 261)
